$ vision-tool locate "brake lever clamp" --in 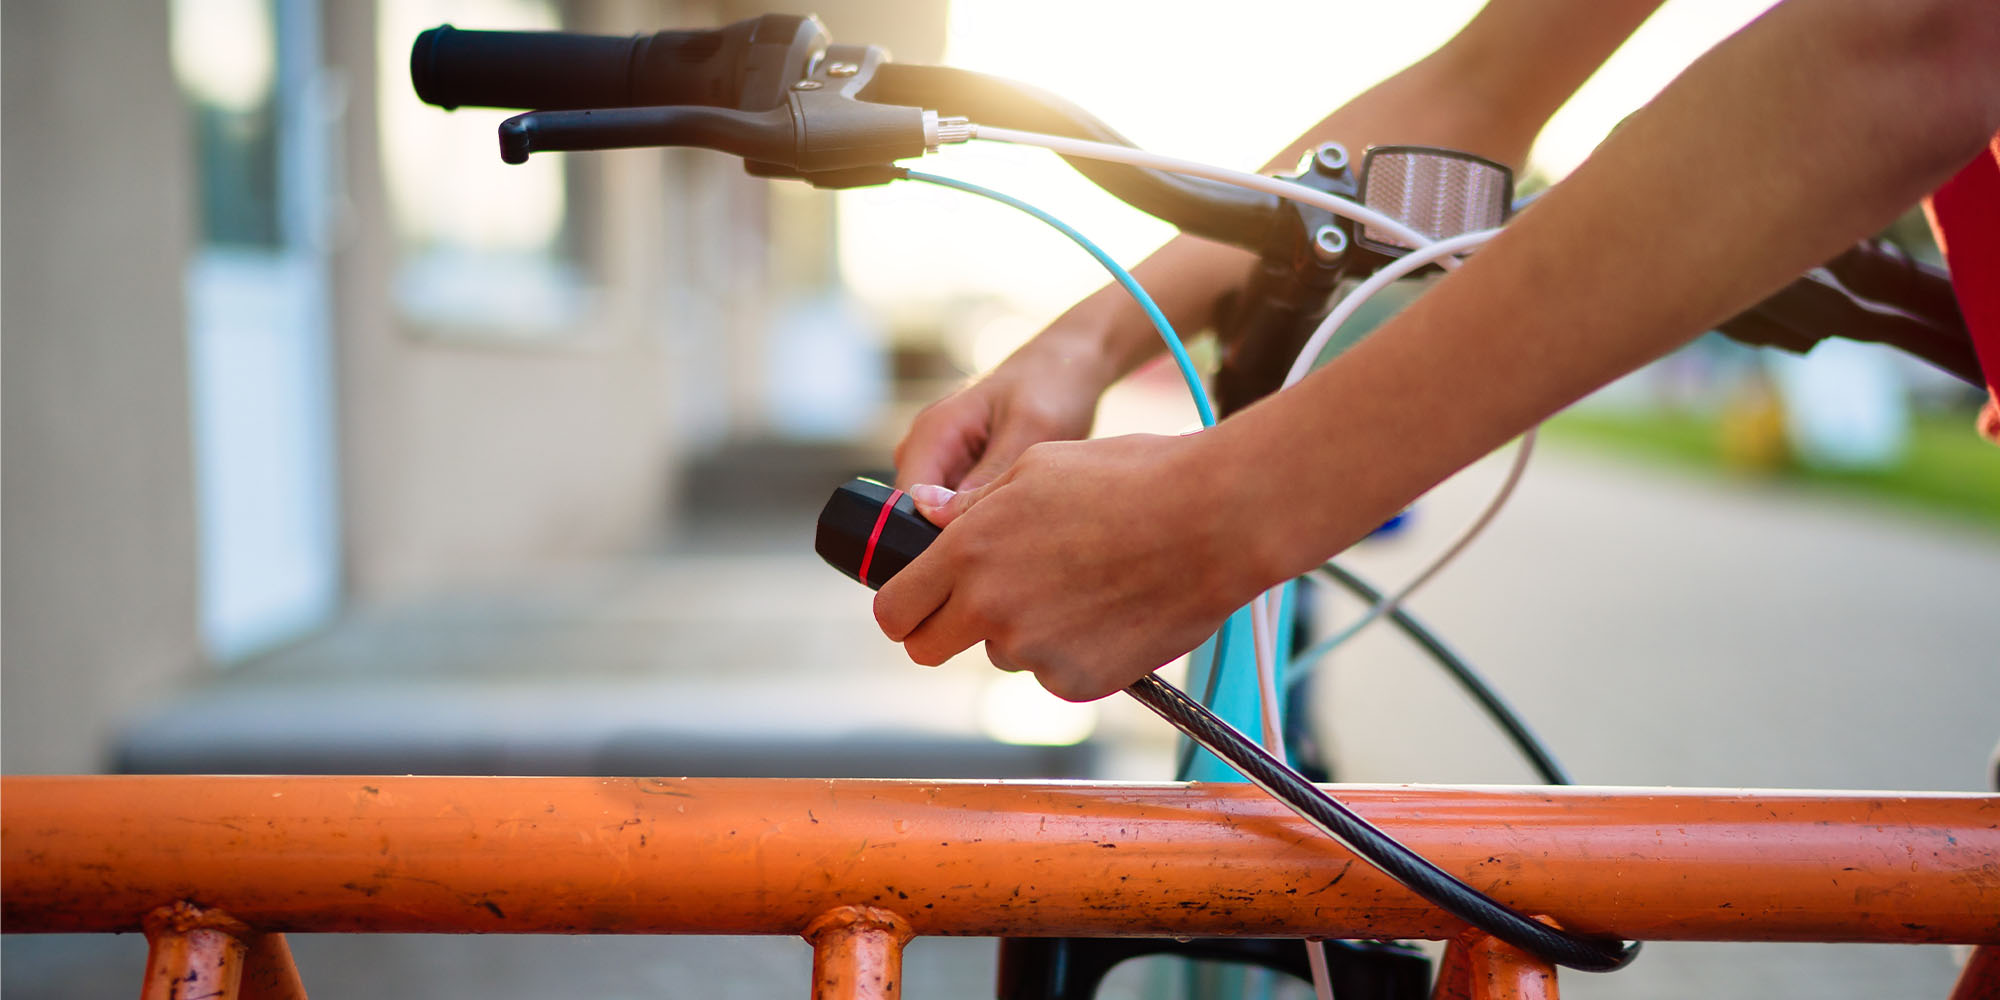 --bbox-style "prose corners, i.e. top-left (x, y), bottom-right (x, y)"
top-left (1211, 142), bottom-right (1364, 413)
